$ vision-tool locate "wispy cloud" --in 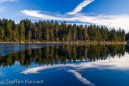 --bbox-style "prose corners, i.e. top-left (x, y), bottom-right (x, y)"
top-left (0, 72), bottom-right (4, 77)
top-left (66, 0), bottom-right (94, 15)
top-left (21, 10), bottom-right (72, 21)
top-left (21, 0), bottom-right (129, 31)
top-left (68, 69), bottom-right (95, 86)
top-left (21, 54), bottom-right (129, 85)
top-left (21, 10), bottom-right (129, 30)
top-left (0, 0), bottom-right (18, 3)
top-left (21, 54), bottom-right (129, 74)
top-left (0, 7), bottom-right (5, 12)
